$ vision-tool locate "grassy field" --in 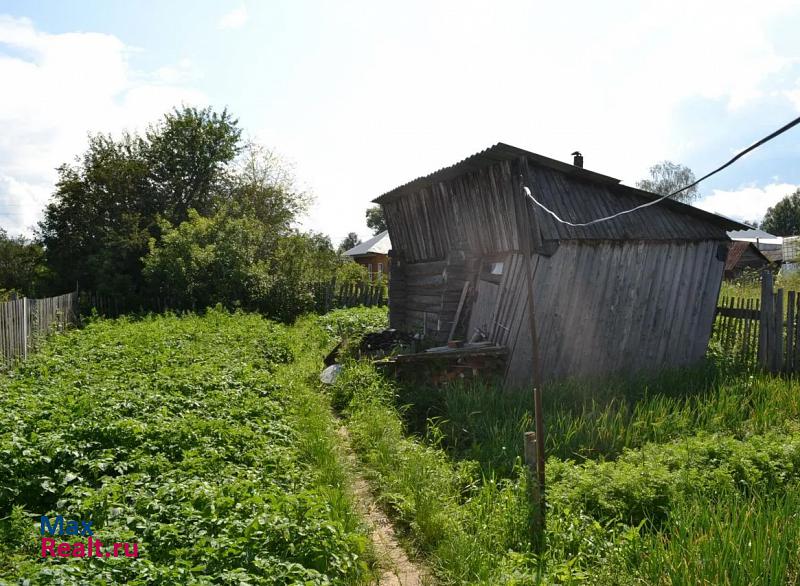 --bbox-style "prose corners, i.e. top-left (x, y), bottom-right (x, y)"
top-left (0, 308), bottom-right (385, 584)
top-left (329, 342), bottom-right (800, 583)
